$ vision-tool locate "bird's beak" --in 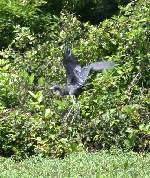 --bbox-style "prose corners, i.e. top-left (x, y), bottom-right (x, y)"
top-left (50, 86), bottom-right (54, 90)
